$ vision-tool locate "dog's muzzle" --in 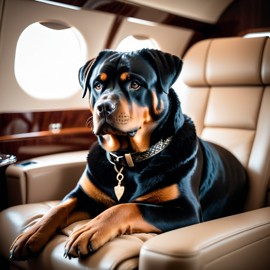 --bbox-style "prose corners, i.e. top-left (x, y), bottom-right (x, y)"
top-left (96, 100), bottom-right (116, 118)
